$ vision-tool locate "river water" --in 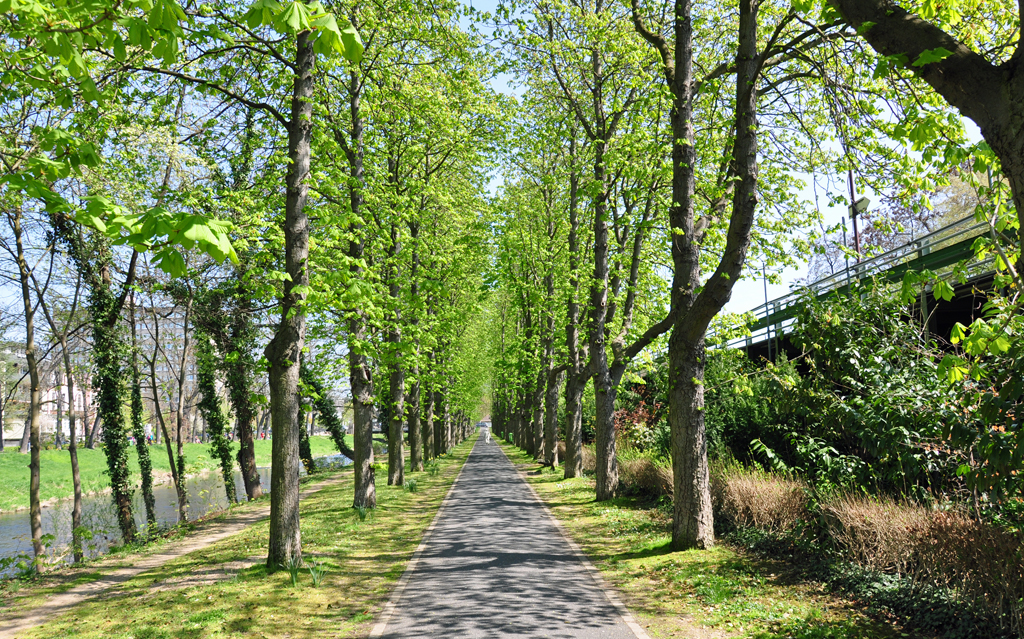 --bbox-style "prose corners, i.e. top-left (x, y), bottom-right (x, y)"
top-left (0, 453), bottom-right (350, 572)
